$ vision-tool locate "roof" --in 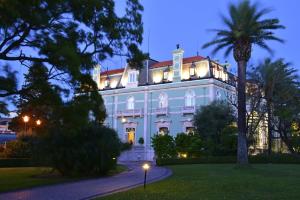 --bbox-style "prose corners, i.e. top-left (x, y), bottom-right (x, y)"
top-left (99, 55), bottom-right (207, 76)
top-left (151, 55), bottom-right (206, 69)
top-left (100, 68), bottom-right (124, 76)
